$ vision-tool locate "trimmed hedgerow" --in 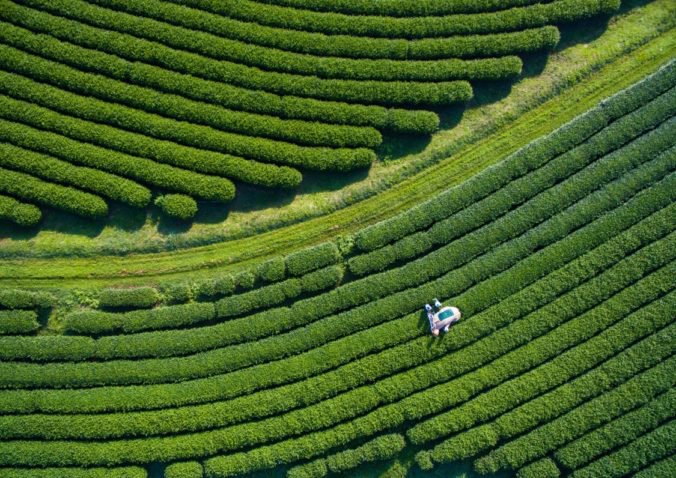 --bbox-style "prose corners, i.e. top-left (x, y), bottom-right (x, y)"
top-left (0, 119), bottom-right (235, 202)
top-left (353, 60), bottom-right (676, 251)
top-left (285, 242), bottom-right (341, 276)
top-left (255, 257), bottom-right (286, 283)
top-left (0, 193), bottom-right (41, 226)
top-left (570, 421), bottom-right (676, 478)
top-left (29, 0), bottom-right (523, 83)
top-left (91, 0), bottom-right (557, 60)
top-left (0, 467), bottom-right (148, 478)
top-left (0, 166), bottom-right (108, 218)
top-left (165, 461), bottom-right (203, 478)
top-left (0, 54), bottom-right (380, 151)
top-left (0, 310), bottom-right (40, 335)
top-left (1, 7), bottom-right (473, 107)
top-left (555, 389), bottom-right (675, 470)
top-left (0, 86), bottom-right (360, 176)
top-left (215, 265), bottom-right (344, 319)
top-left (252, 0), bottom-right (543, 16)
top-left (0, 289), bottom-right (54, 309)
top-left (99, 287), bottom-right (160, 310)
top-left (199, 288), bottom-right (674, 476)
top-left (170, 0), bottom-right (619, 38)
top-left (287, 434), bottom-right (406, 478)
top-left (0, 201), bottom-right (668, 414)
top-left (349, 96), bottom-right (676, 276)
top-left (155, 195), bottom-right (198, 220)
top-left (0, 141), bottom-right (151, 208)
top-left (517, 459), bottom-right (560, 478)
top-left (0, 30), bottom-right (439, 134)
top-left (66, 303), bottom-right (215, 336)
